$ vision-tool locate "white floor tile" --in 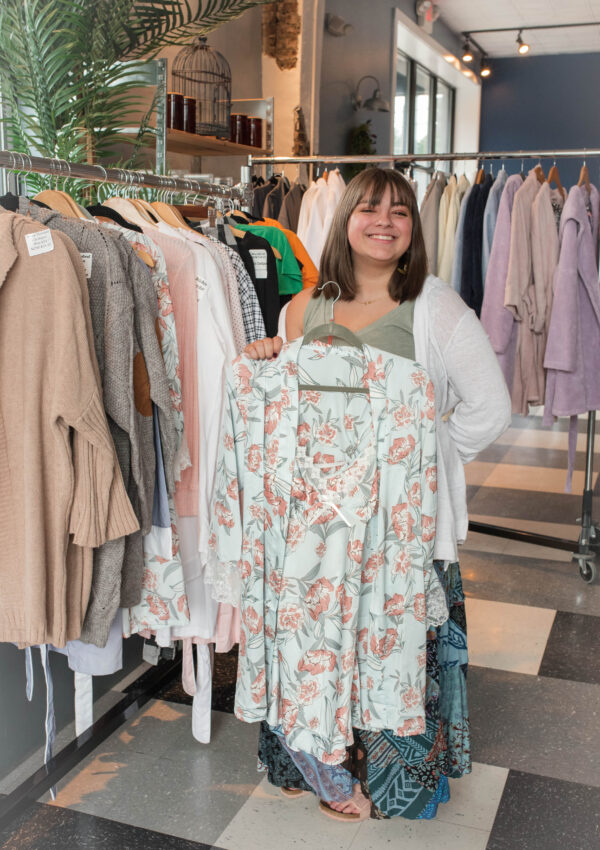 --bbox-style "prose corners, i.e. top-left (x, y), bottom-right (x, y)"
top-left (438, 762), bottom-right (509, 831)
top-left (214, 777), bottom-right (360, 850)
top-left (466, 597), bottom-right (556, 675)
